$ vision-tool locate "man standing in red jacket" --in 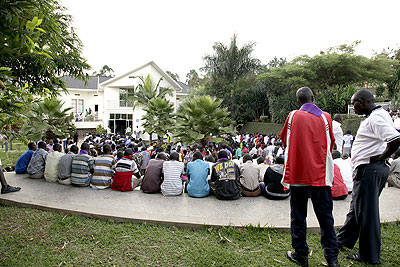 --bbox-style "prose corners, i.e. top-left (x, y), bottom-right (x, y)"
top-left (280, 87), bottom-right (339, 267)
